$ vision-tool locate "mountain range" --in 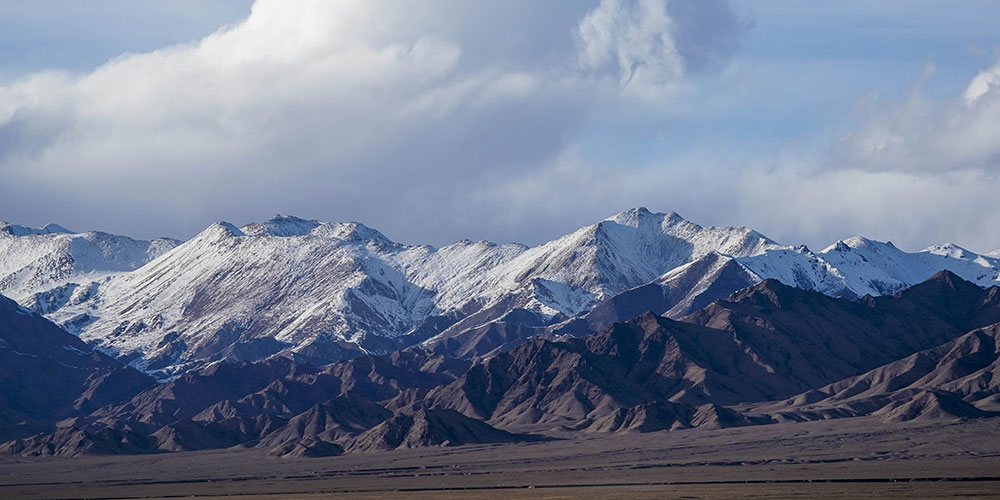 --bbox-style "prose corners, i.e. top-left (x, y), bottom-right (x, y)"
top-left (3, 208), bottom-right (999, 379)
top-left (3, 270), bottom-right (998, 457)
